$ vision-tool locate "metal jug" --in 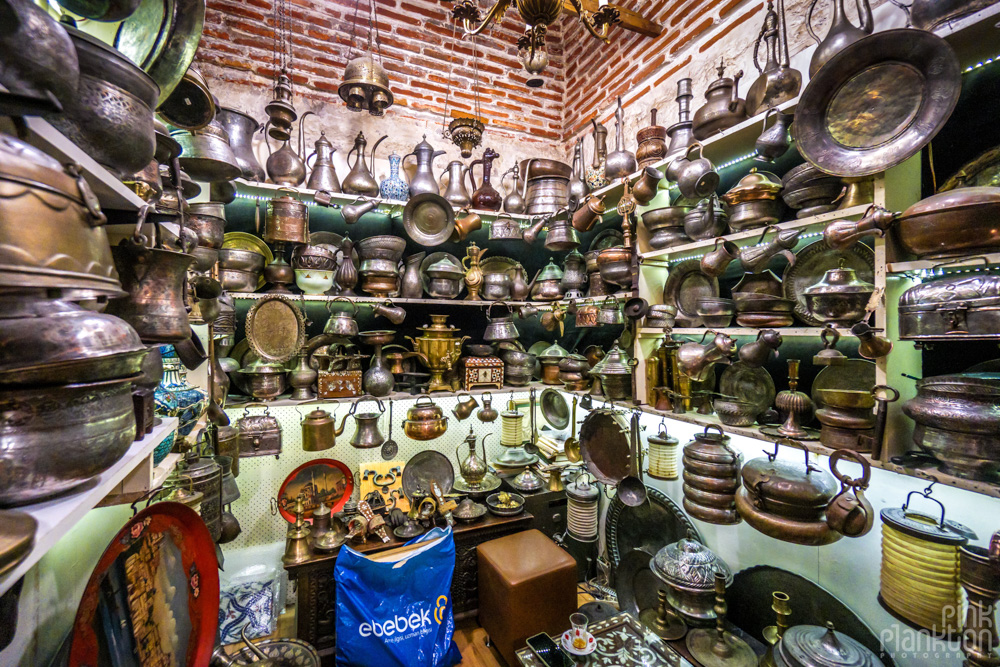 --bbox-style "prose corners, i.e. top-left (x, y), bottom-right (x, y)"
top-left (692, 61), bottom-right (747, 140)
top-left (683, 194), bottom-right (728, 241)
top-left (306, 130), bottom-right (340, 192)
top-left (404, 135), bottom-right (446, 197)
top-left (755, 108), bottom-right (793, 163)
top-left (807, 0), bottom-right (873, 76)
top-left (738, 329), bottom-right (783, 367)
top-left (216, 107), bottom-right (266, 181)
top-left (739, 225), bottom-right (801, 273)
top-left (443, 161), bottom-right (471, 207)
top-left (457, 427), bottom-right (489, 486)
top-left (745, 0), bottom-right (801, 116)
top-left (469, 147), bottom-right (502, 211)
top-left (605, 96), bottom-right (637, 180)
top-left (823, 205), bottom-right (895, 252)
top-left (324, 297), bottom-right (360, 337)
top-left (265, 111), bottom-right (313, 187)
top-left (341, 197), bottom-right (378, 225)
top-left (677, 330), bottom-right (737, 382)
top-left (587, 118), bottom-right (610, 189)
top-left (568, 137), bottom-right (589, 211)
top-left (345, 395), bottom-right (386, 449)
top-left (501, 164), bottom-right (525, 214)
top-left (372, 299), bottom-right (407, 325)
top-left (400, 252), bottom-right (425, 299)
top-left (484, 301), bottom-right (519, 342)
top-left (343, 131), bottom-right (387, 197)
top-left (510, 264), bottom-right (530, 300)
top-left (107, 212), bottom-right (195, 343)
